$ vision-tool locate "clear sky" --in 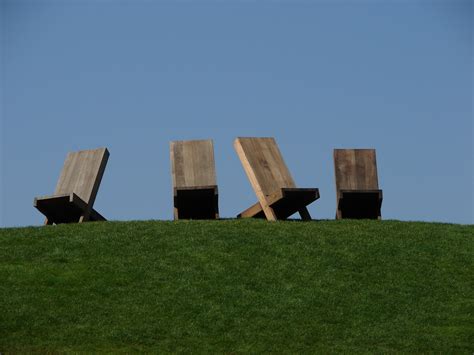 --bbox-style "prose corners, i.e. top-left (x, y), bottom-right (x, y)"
top-left (1, 0), bottom-right (472, 227)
